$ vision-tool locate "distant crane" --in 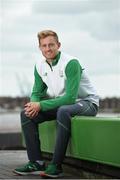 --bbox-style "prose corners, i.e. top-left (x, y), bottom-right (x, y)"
top-left (15, 72), bottom-right (32, 97)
